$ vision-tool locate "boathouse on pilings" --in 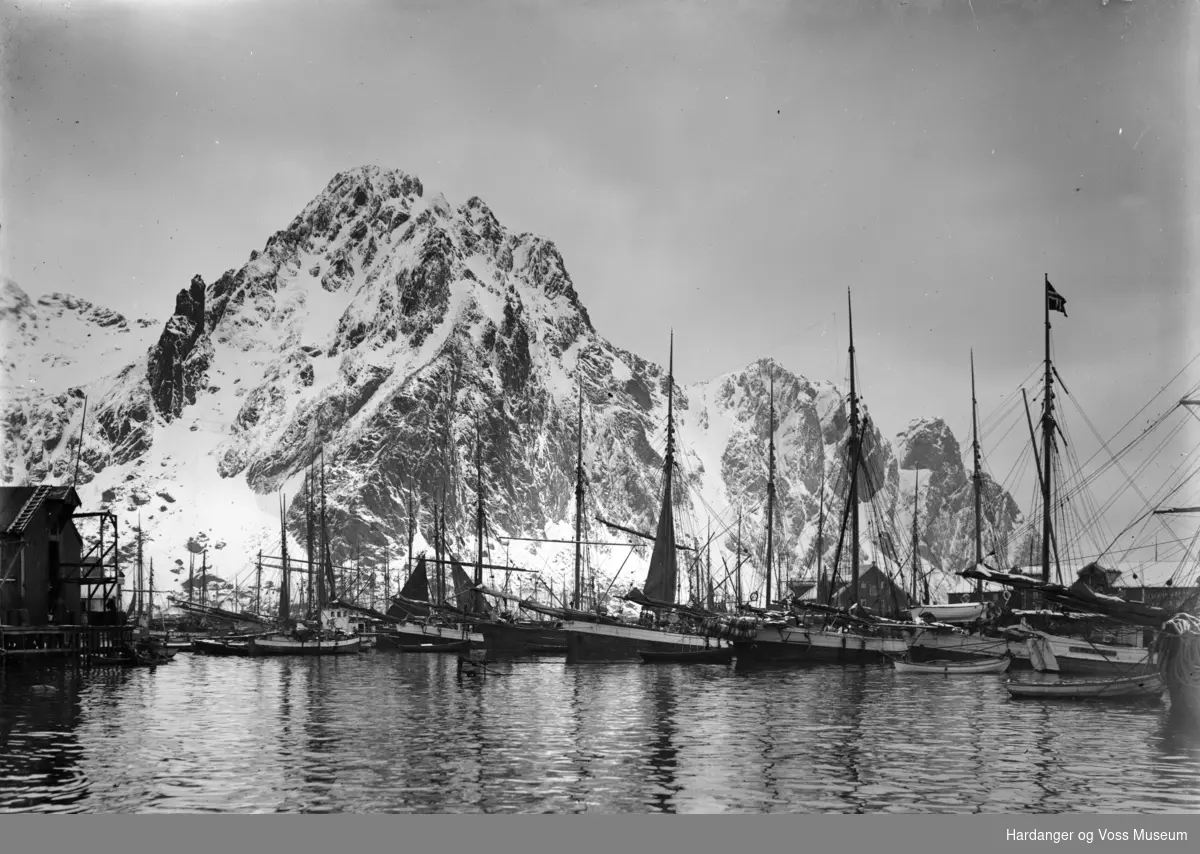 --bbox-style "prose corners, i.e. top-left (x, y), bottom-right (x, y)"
top-left (0, 485), bottom-right (132, 663)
